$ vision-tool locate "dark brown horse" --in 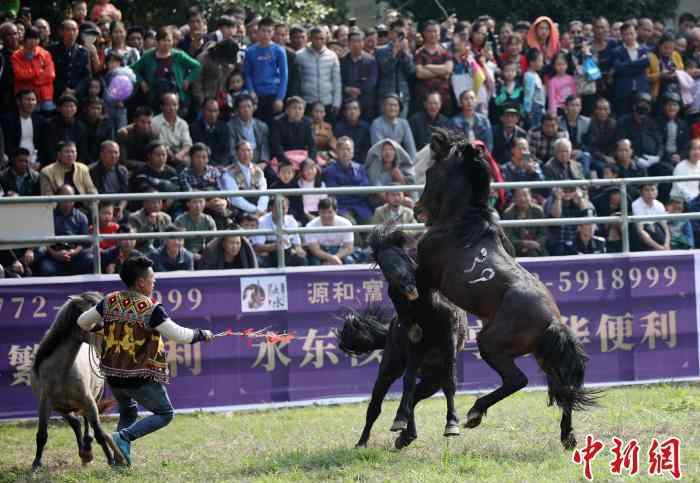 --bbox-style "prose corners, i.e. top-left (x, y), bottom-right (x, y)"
top-left (337, 226), bottom-right (466, 449)
top-left (413, 129), bottom-right (599, 450)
